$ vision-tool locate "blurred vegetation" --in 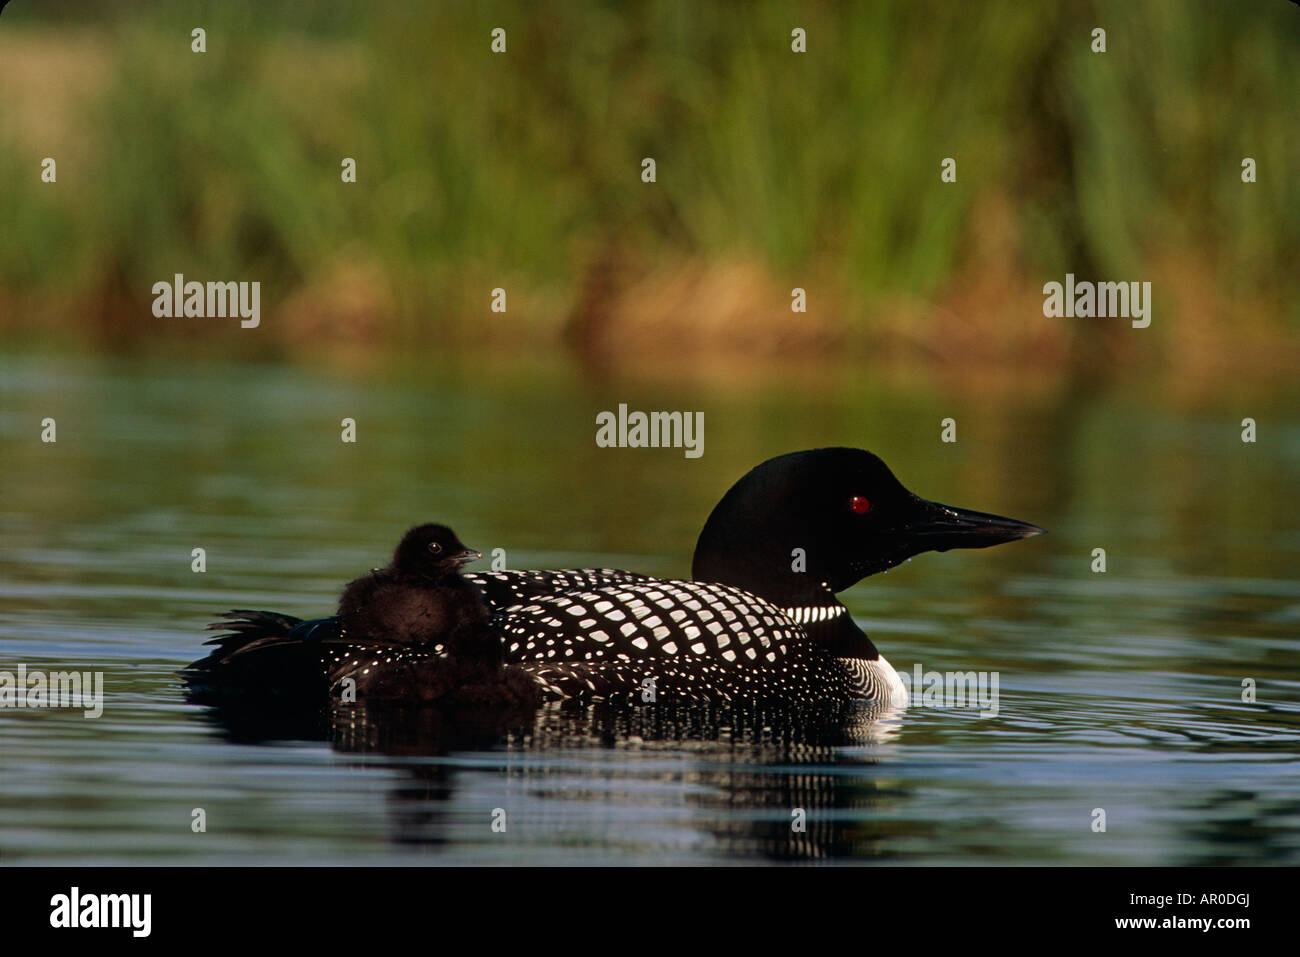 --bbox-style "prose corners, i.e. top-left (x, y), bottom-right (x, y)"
top-left (0, 0), bottom-right (1296, 373)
